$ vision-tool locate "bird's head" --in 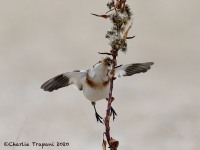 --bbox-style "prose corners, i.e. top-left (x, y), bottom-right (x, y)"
top-left (102, 56), bottom-right (112, 67)
top-left (93, 57), bottom-right (112, 70)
